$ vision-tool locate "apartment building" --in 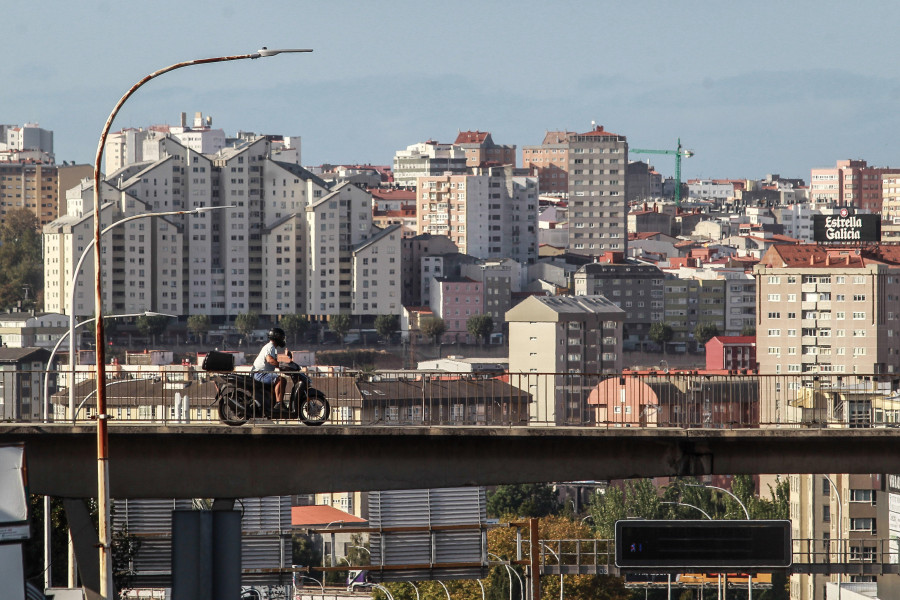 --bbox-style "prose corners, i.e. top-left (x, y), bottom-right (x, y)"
top-left (416, 168), bottom-right (538, 264)
top-left (0, 123), bottom-right (53, 162)
top-left (453, 131), bottom-right (516, 167)
top-left (392, 141), bottom-right (467, 187)
top-left (879, 172), bottom-right (900, 241)
top-left (572, 256), bottom-right (665, 350)
top-left (0, 162), bottom-right (64, 226)
top-left (429, 277), bottom-right (483, 344)
top-left (755, 244), bottom-right (900, 600)
top-left (460, 258), bottom-right (524, 333)
top-left (522, 130), bottom-right (575, 195)
top-left (350, 224), bottom-right (402, 316)
top-left (809, 159), bottom-right (893, 211)
top-left (662, 274), bottom-right (726, 352)
top-left (400, 234), bottom-right (459, 307)
top-left (44, 135), bottom-right (398, 322)
top-left (625, 161), bottom-right (662, 202)
top-left (506, 295), bottom-right (624, 425)
top-left (566, 125), bottom-right (629, 255)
